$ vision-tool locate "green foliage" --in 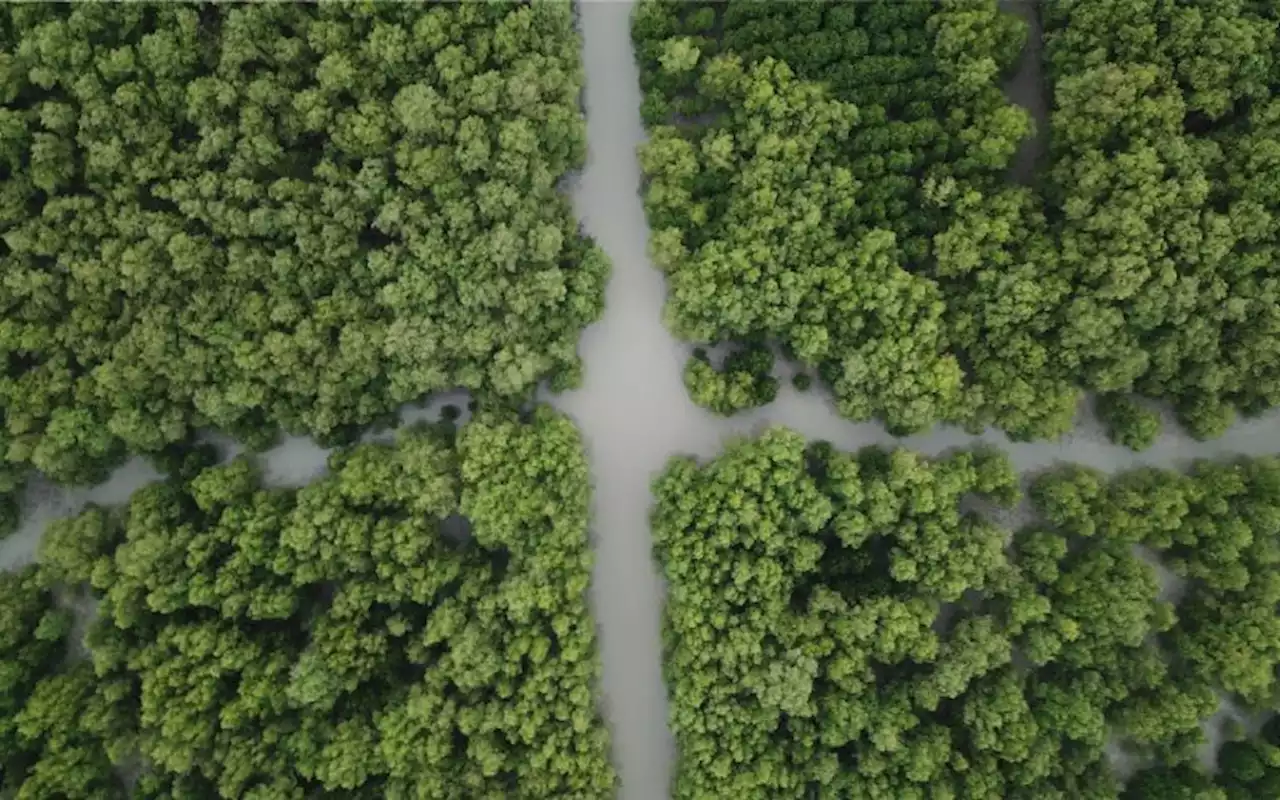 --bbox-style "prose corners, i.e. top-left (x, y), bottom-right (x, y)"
top-left (38, 505), bottom-right (121, 588)
top-left (1028, 456), bottom-right (1280, 711)
top-left (0, 458), bottom-right (22, 542)
top-left (633, 1), bottom-right (1075, 438)
top-left (0, 569), bottom-right (68, 759)
top-left (1097, 395), bottom-right (1163, 451)
top-left (1042, 0), bottom-right (1280, 437)
top-left (8, 662), bottom-right (126, 799)
top-left (0, 491), bottom-right (16, 541)
top-left (1213, 721), bottom-right (1280, 799)
top-left (683, 343), bottom-right (778, 415)
top-left (653, 429), bottom-right (1027, 797)
top-left (4, 409), bottom-right (614, 797)
top-left (0, 567), bottom-right (122, 799)
top-left (0, 3), bottom-right (605, 486)
top-left (635, 0), bottom-right (1280, 441)
top-left (655, 430), bottom-right (1280, 797)
top-left (1123, 763), bottom-right (1226, 800)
